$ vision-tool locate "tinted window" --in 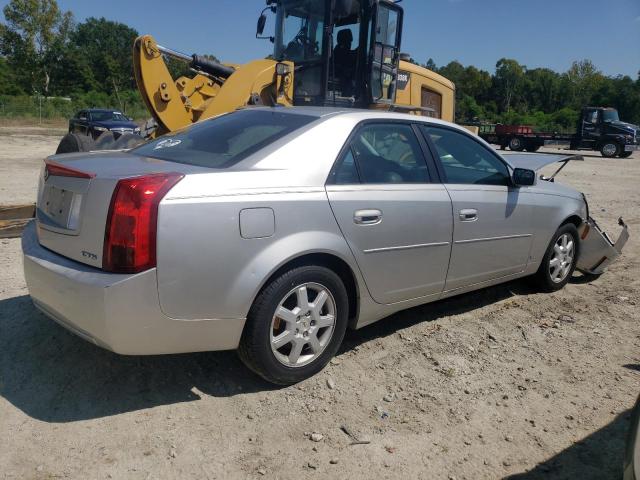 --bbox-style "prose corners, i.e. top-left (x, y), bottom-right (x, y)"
top-left (91, 111), bottom-right (128, 122)
top-left (350, 123), bottom-right (429, 184)
top-left (132, 110), bottom-right (317, 169)
top-left (421, 126), bottom-right (510, 186)
top-left (330, 149), bottom-right (360, 185)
